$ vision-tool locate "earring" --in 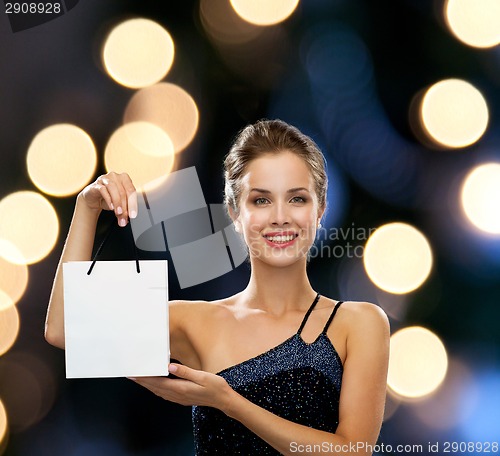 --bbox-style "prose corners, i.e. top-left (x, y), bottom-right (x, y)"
top-left (317, 222), bottom-right (322, 229)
